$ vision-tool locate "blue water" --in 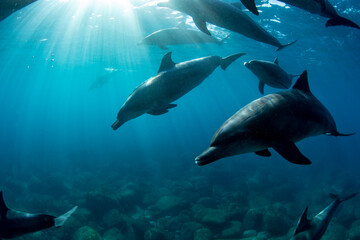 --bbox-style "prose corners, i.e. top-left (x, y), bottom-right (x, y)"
top-left (0, 0), bottom-right (359, 239)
